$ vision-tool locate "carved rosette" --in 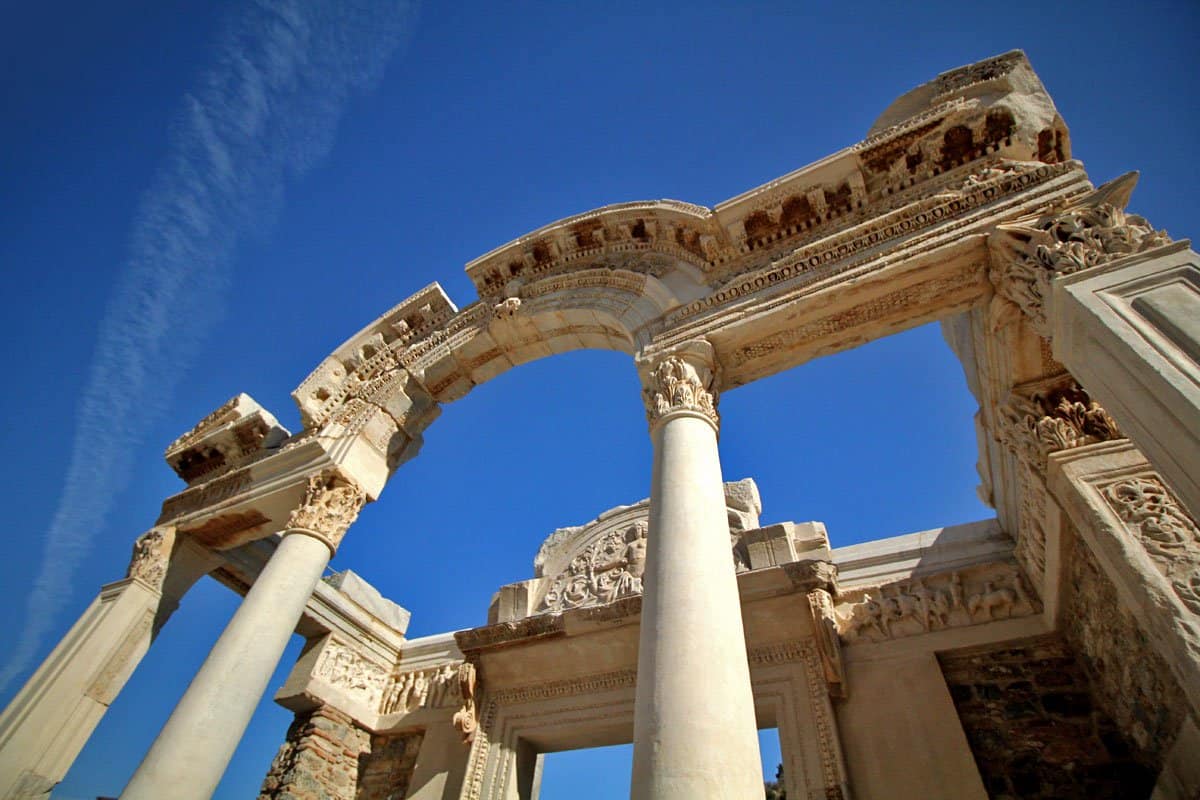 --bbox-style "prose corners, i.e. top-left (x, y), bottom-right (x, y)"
top-left (990, 174), bottom-right (1171, 336)
top-left (285, 471), bottom-right (367, 553)
top-left (127, 527), bottom-right (175, 592)
top-left (638, 341), bottom-right (720, 432)
top-left (1100, 475), bottom-right (1200, 615)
